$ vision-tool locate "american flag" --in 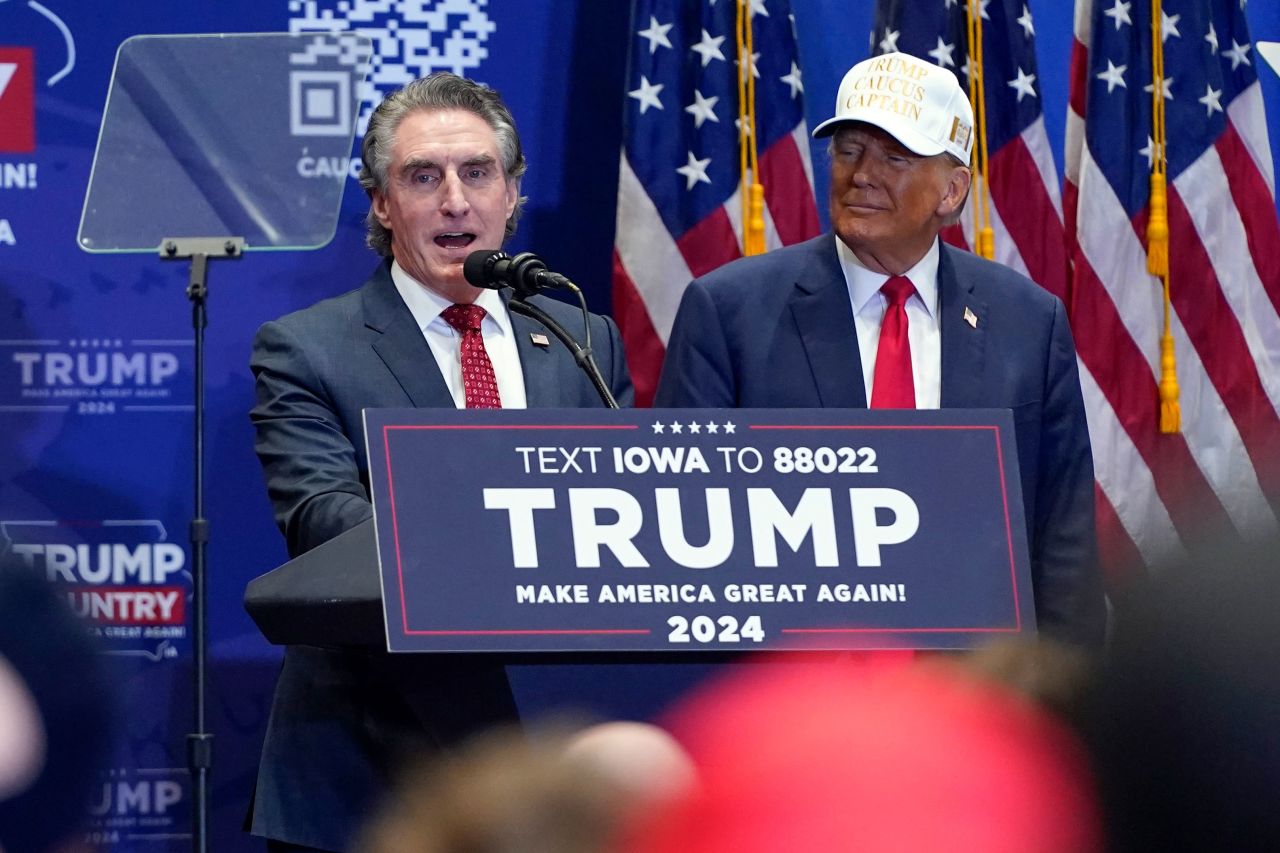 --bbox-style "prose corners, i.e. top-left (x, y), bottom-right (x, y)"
top-left (612, 0), bottom-right (821, 406)
top-left (1065, 0), bottom-right (1280, 575)
top-left (871, 1), bottom-right (1070, 302)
